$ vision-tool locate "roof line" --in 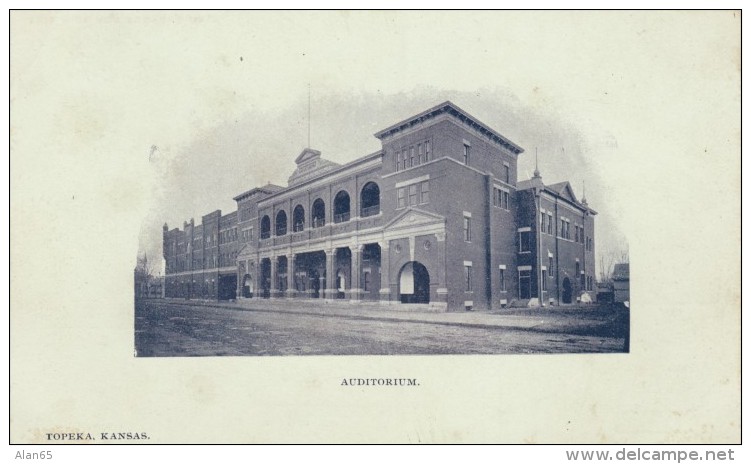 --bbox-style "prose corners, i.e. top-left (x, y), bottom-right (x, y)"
top-left (374, 101), bottom-right (524, 154)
